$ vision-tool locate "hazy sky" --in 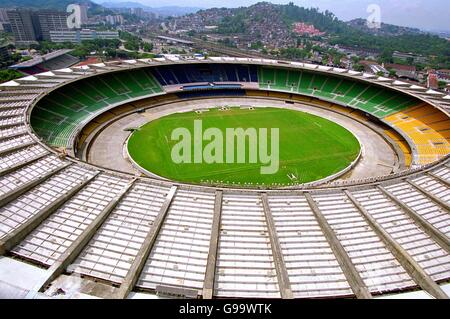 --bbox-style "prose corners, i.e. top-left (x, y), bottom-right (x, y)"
top-left (97, 0), bottom-right (450, 31)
